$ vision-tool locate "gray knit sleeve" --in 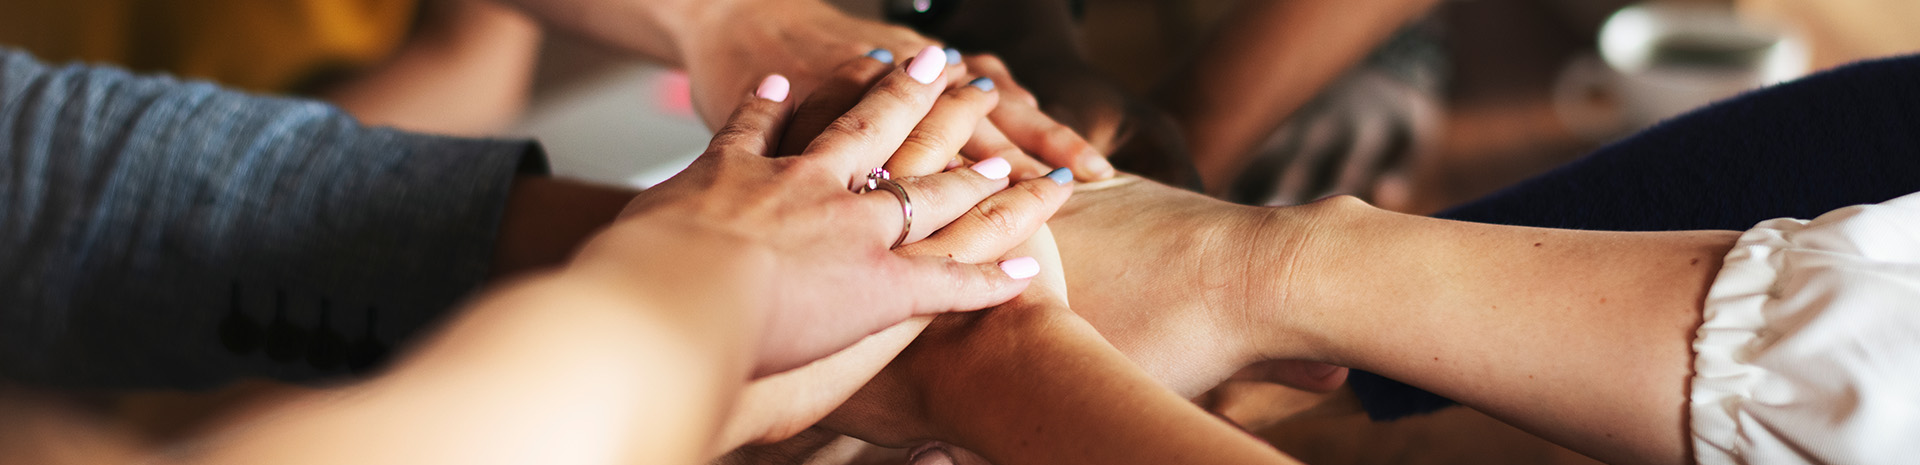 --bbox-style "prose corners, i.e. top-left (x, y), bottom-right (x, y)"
top-left (0, 48), bottom-right (546, 388)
